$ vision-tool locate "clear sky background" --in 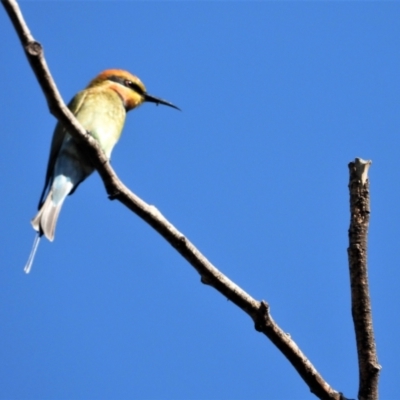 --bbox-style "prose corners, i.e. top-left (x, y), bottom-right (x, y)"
top-left (1, 2), bottom-right (400, 400)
